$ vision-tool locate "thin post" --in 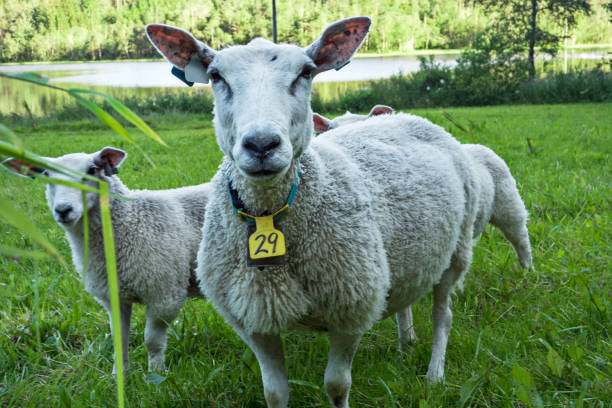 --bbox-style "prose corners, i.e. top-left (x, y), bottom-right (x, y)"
top-left (272, 0), bottom-right (277, 43)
